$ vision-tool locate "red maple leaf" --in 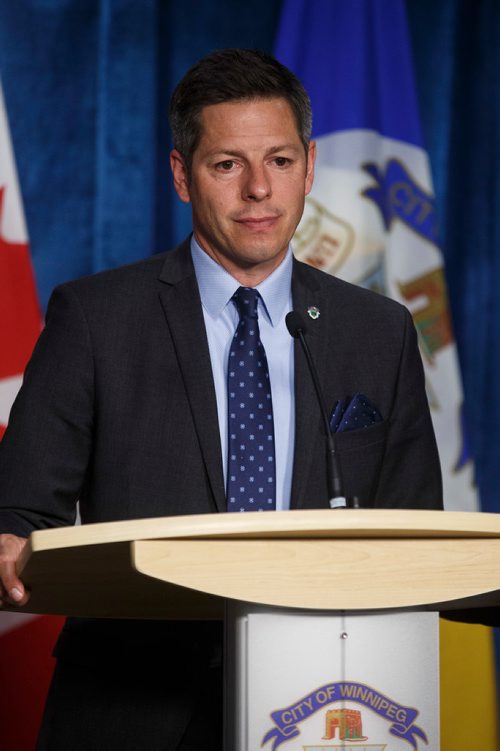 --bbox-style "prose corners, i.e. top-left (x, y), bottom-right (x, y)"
top-left (0, 185), bottom-right (41, 380)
